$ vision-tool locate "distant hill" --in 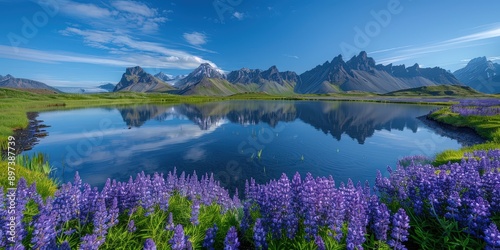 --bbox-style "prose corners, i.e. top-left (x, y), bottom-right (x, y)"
top-left (453, 57), bottom-right (500, 94)
top-left (114, 66), bottom-right (176, 92)
top-left (154, 72), bottom-right (186, 86)
top-left (0, 74), bottom-right (60, 93)
top-left (383, 85), bottom-right (481, 96)
top-left (98, 83), bottom-right (115, 92)
top-left (297, 51), bottom-right (461, 94)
